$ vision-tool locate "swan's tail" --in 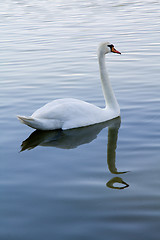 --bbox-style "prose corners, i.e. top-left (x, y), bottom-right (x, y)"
top-left (17, 115), bottom-right (62, 130)
top-left (17, 115), bottom-right (39, 129)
